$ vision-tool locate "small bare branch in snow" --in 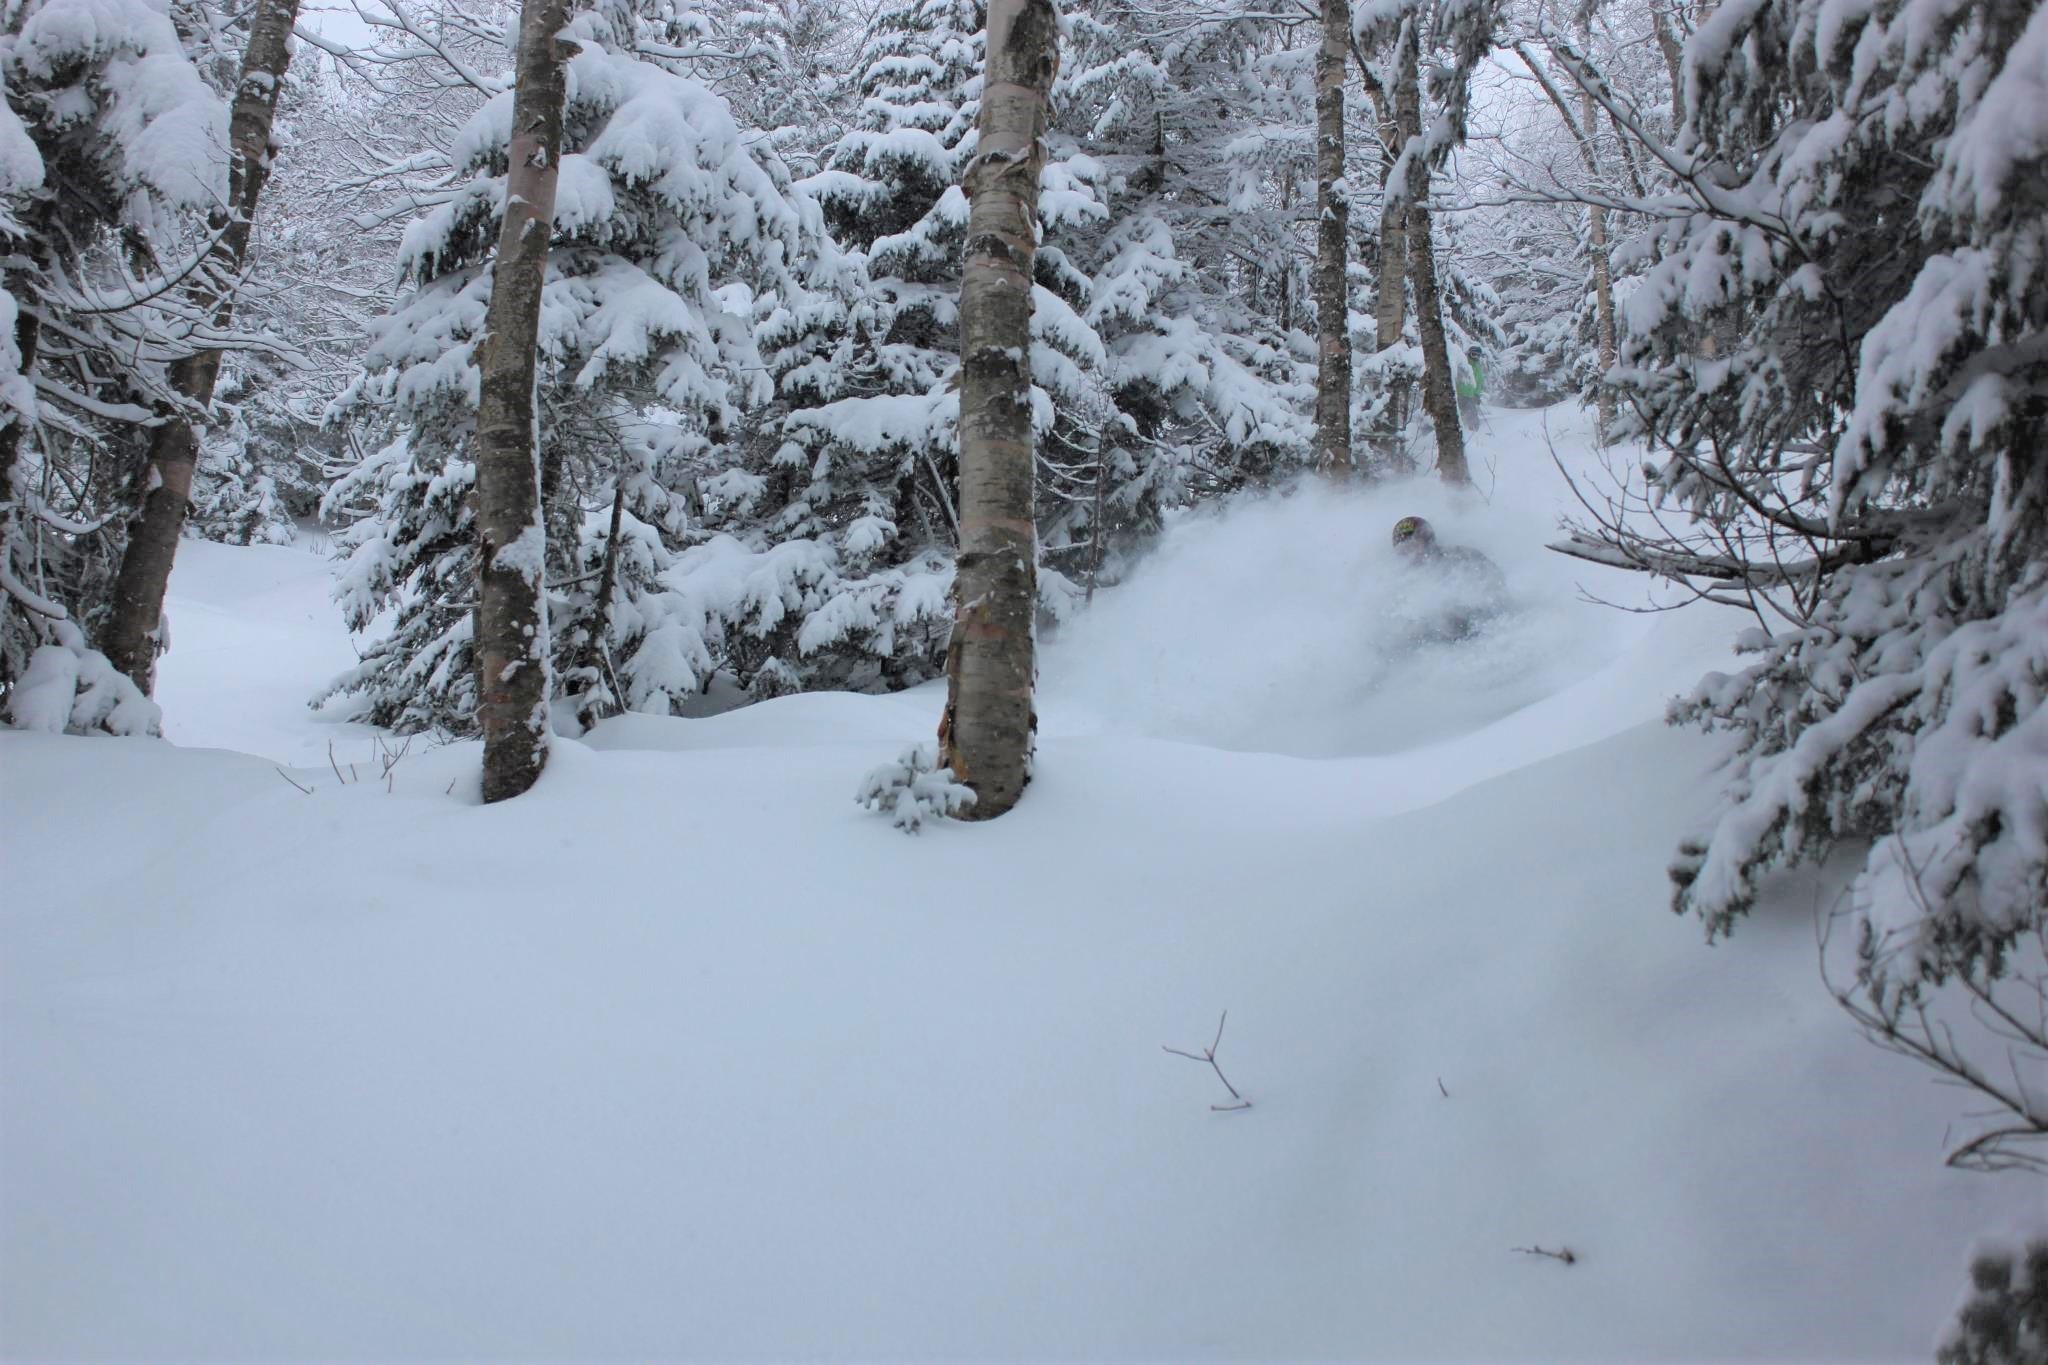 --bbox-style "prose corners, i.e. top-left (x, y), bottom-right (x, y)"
top-left (1513, 1245), bottom-right (1578, 1266)
top-left (1164, 1011), bottom-right (1252, 1112)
